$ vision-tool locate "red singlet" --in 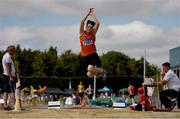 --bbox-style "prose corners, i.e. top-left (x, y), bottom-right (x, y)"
top-left (80, 32), bottom-right (96, 56)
